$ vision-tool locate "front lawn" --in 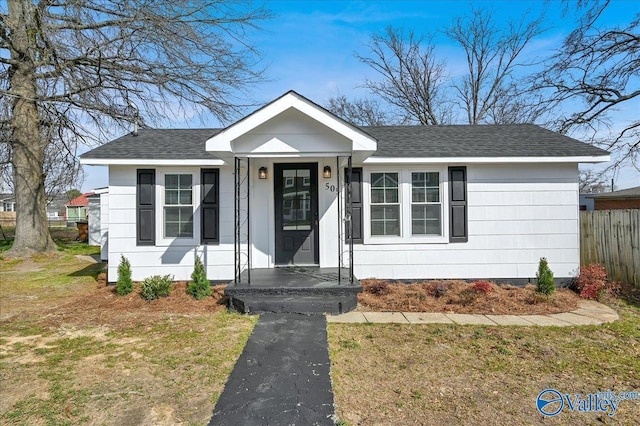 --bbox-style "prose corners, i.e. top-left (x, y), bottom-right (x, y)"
top-left (0, 248), bottom-right (256, 425)
top-left (329, 288), bottom-right (640, 425)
